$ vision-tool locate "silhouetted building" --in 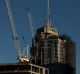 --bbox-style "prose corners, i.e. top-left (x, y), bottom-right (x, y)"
top-left (30, 19), bottom-right (76, 74)
top-left (0, 63), bottom-right (49, 74)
